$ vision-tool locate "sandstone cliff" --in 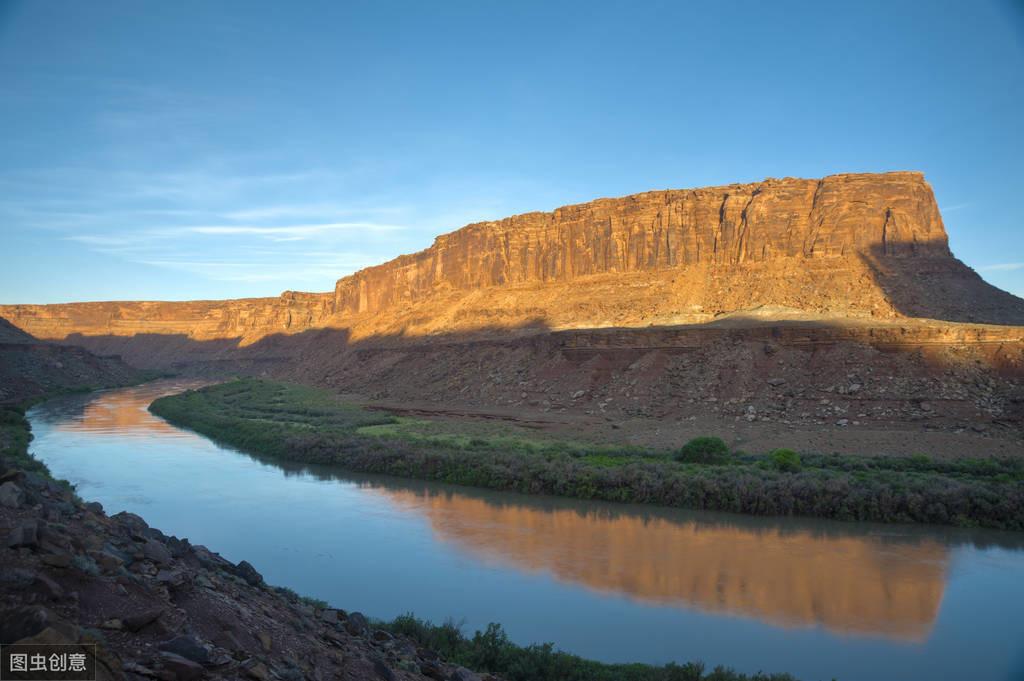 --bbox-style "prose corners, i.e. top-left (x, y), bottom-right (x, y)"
top-left (332, 171), bottom-right (950, 315)
top-left (3, 171), bottom-right (1023, 349)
